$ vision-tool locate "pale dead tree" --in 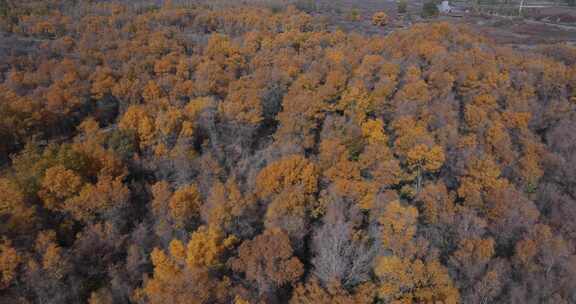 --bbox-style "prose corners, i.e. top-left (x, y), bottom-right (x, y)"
top-left (311, 194), bottom-right (377, 288)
